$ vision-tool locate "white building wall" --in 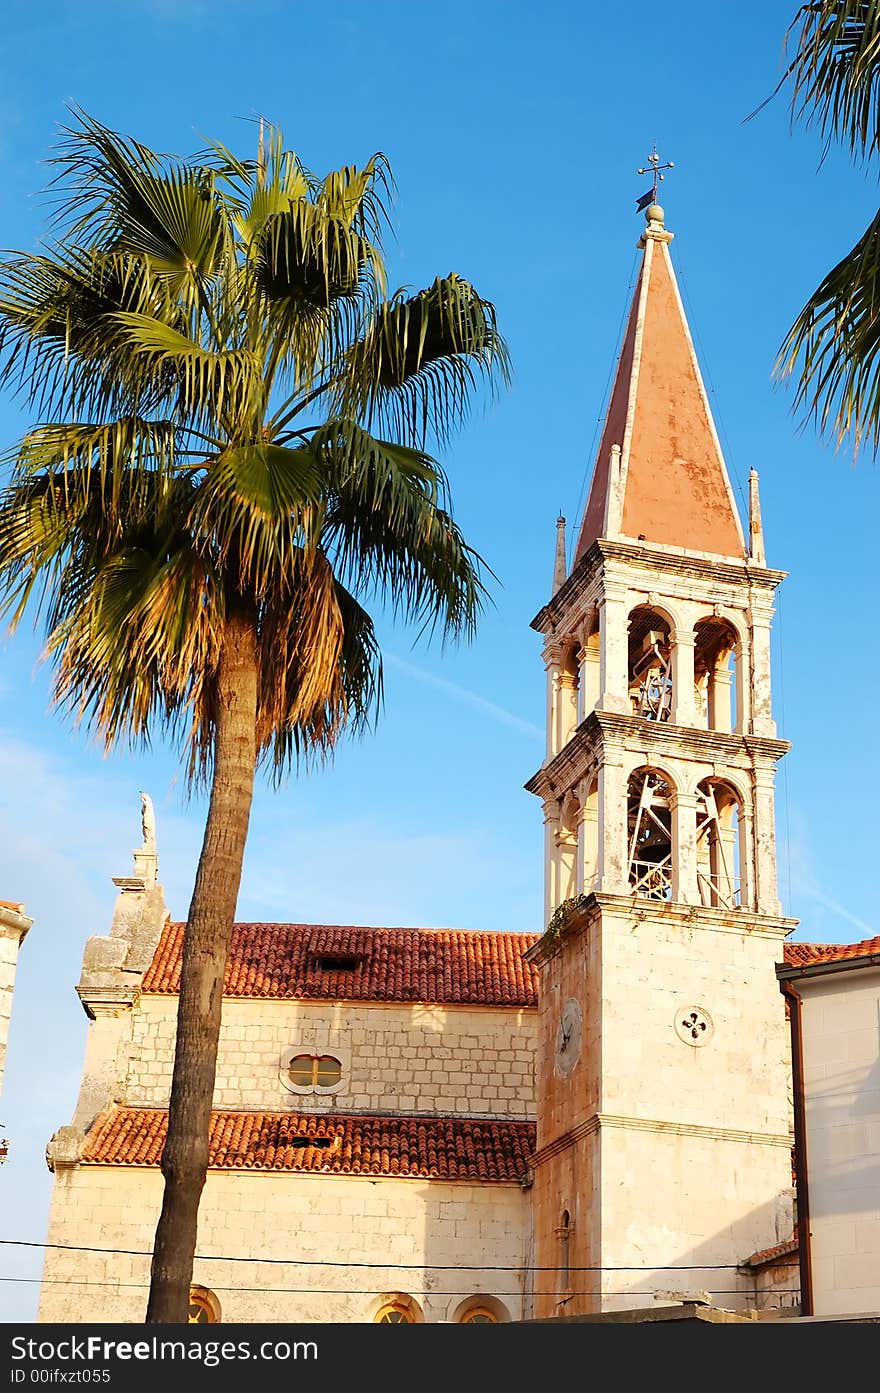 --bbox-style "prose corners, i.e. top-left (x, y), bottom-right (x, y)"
top-left (798, 966), bottom-right (880, 1317)
top-left (0, 903), bottom-right (32, 1099)
top-left (38, 1167), bottom-right (531, 1323)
